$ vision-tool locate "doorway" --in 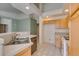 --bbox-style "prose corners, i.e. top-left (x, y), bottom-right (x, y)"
top-left (42, 24), bottom-right (56, 44)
